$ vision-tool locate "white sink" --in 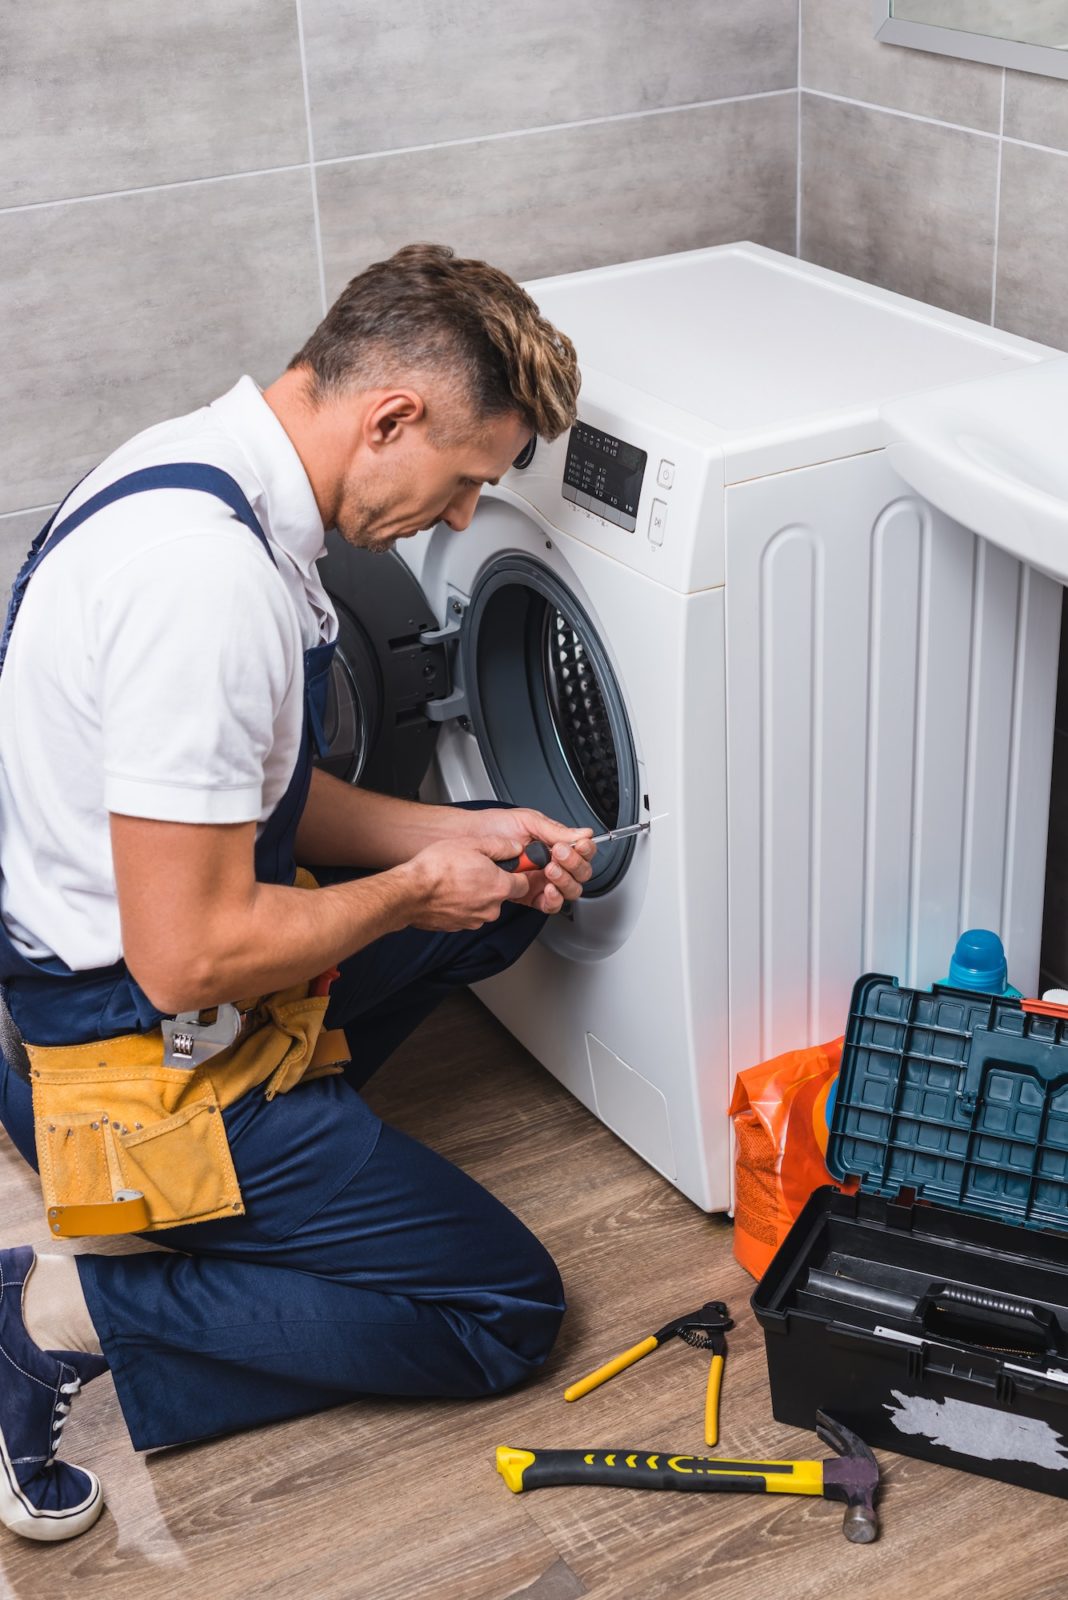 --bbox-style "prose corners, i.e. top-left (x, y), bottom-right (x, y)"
top-left (881, 356), bottom-right (1068, 584)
